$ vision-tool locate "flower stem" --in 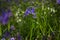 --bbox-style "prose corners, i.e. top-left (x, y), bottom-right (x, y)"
top-left (8, 22), bottom-right (10, 31)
